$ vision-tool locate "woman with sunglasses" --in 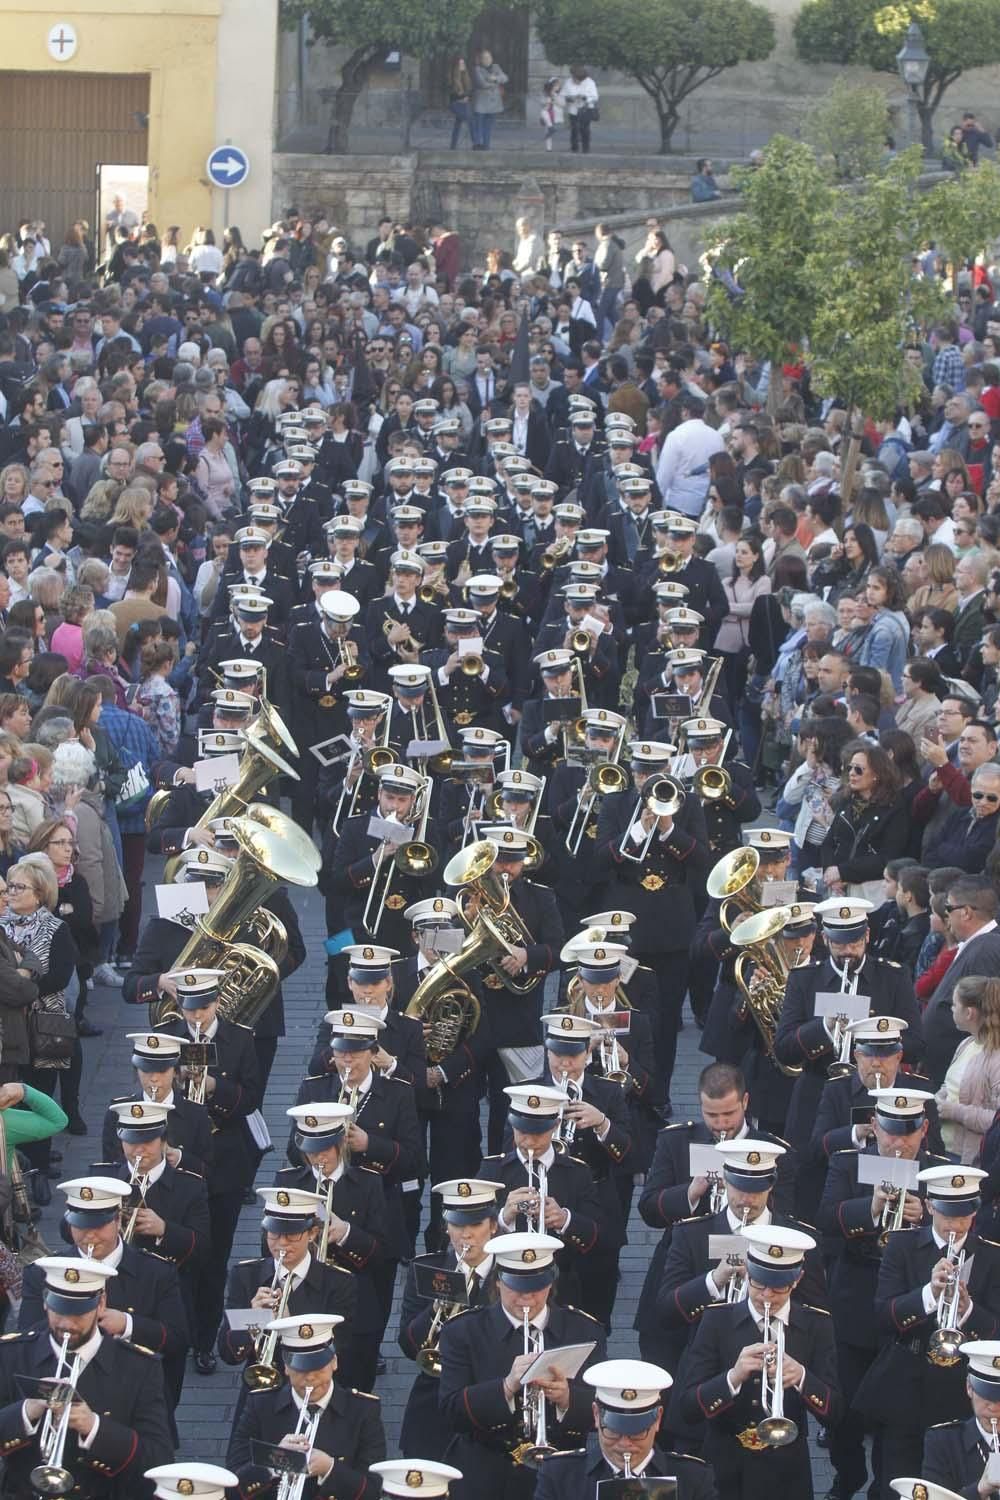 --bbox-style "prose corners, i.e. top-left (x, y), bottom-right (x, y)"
top-left (820, 740), bottom-right (908, 902)
top-left (924, 761), bottom-right (1000, 876)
